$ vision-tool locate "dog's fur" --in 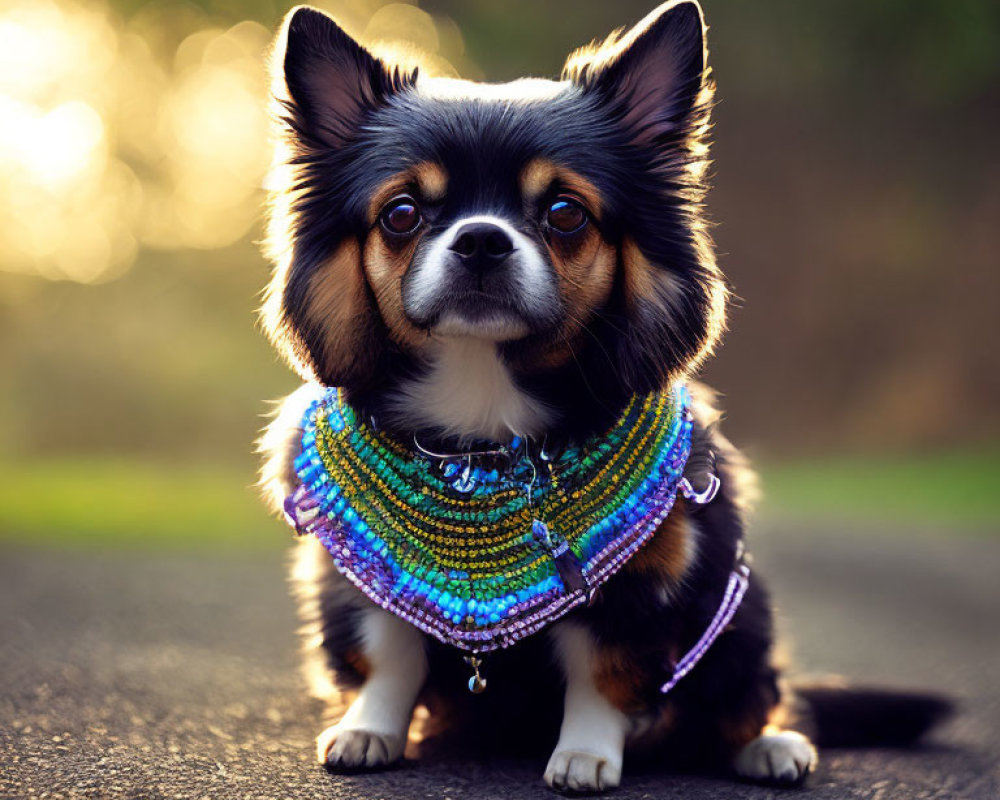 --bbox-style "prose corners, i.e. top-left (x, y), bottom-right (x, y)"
top-left (258, 2), bottom-right (949, 792)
